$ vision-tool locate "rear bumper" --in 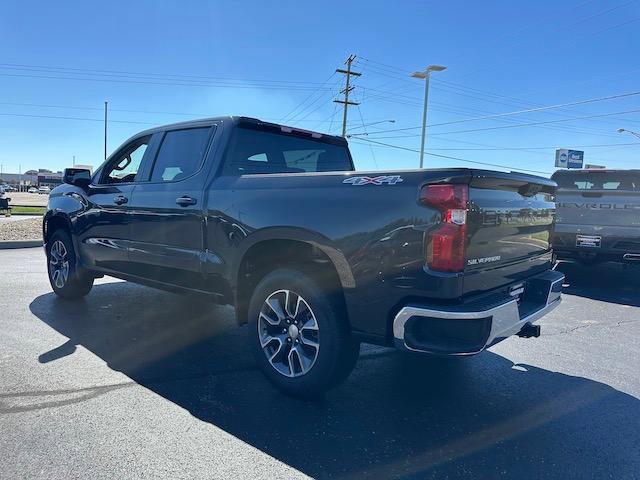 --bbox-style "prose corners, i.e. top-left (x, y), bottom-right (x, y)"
top-left (554, 249), bottom-right (640, 264)
top-left (553, 225), bottom-right (640, 263)
top-left (392, 270), bottom-right (564, 355)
